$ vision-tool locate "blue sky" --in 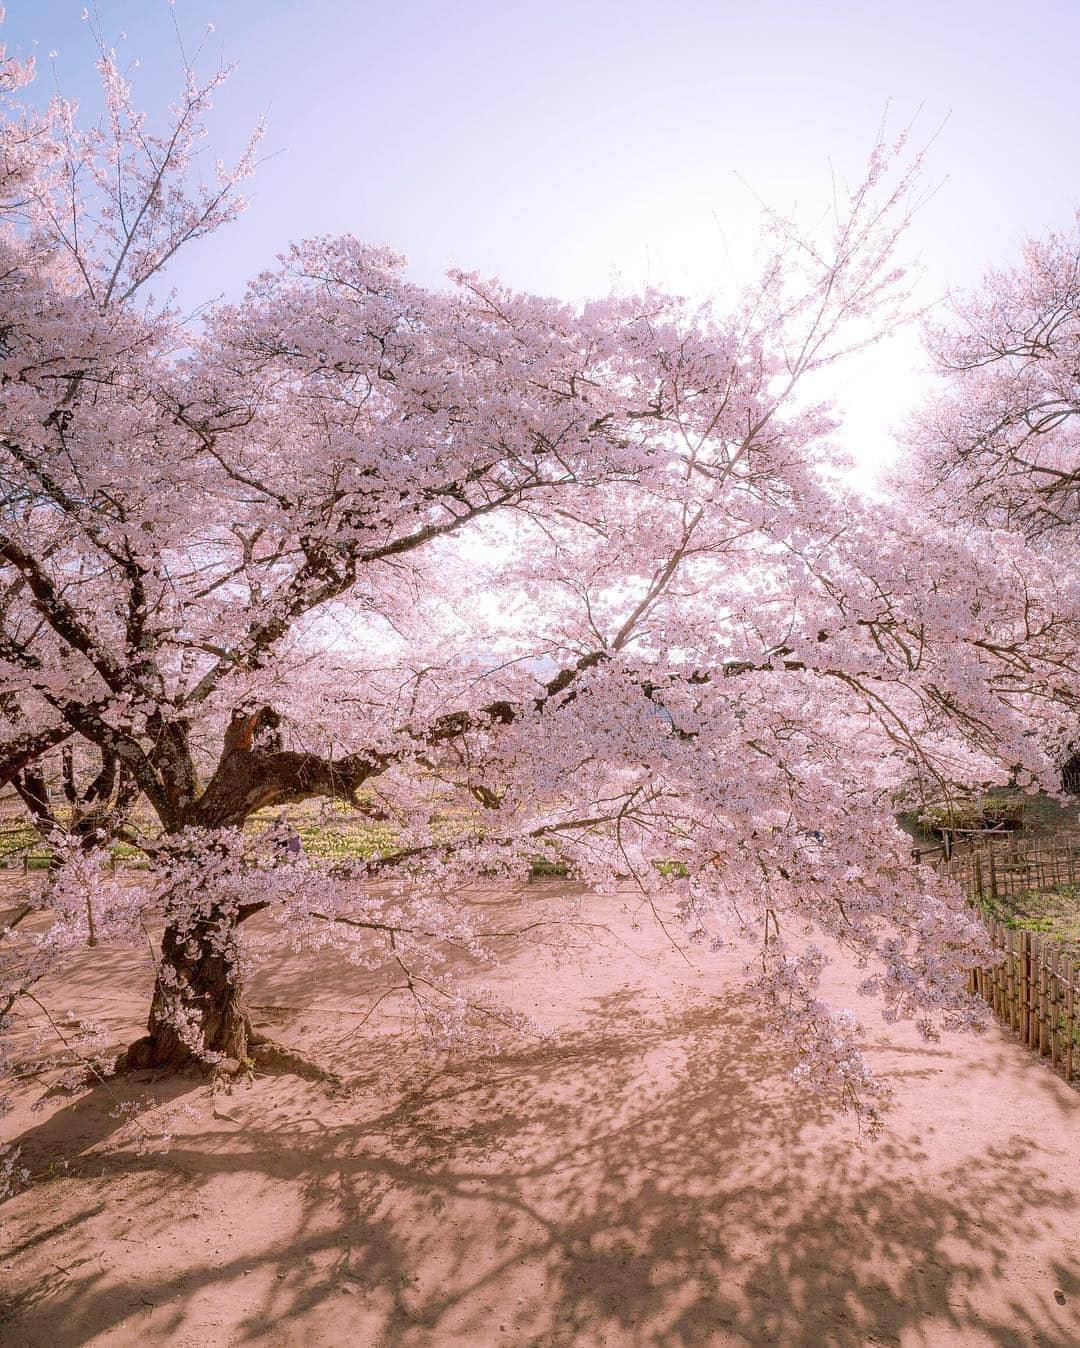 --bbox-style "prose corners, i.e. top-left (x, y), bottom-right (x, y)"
top-left (6, 0), bottom-right (1080, 474)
